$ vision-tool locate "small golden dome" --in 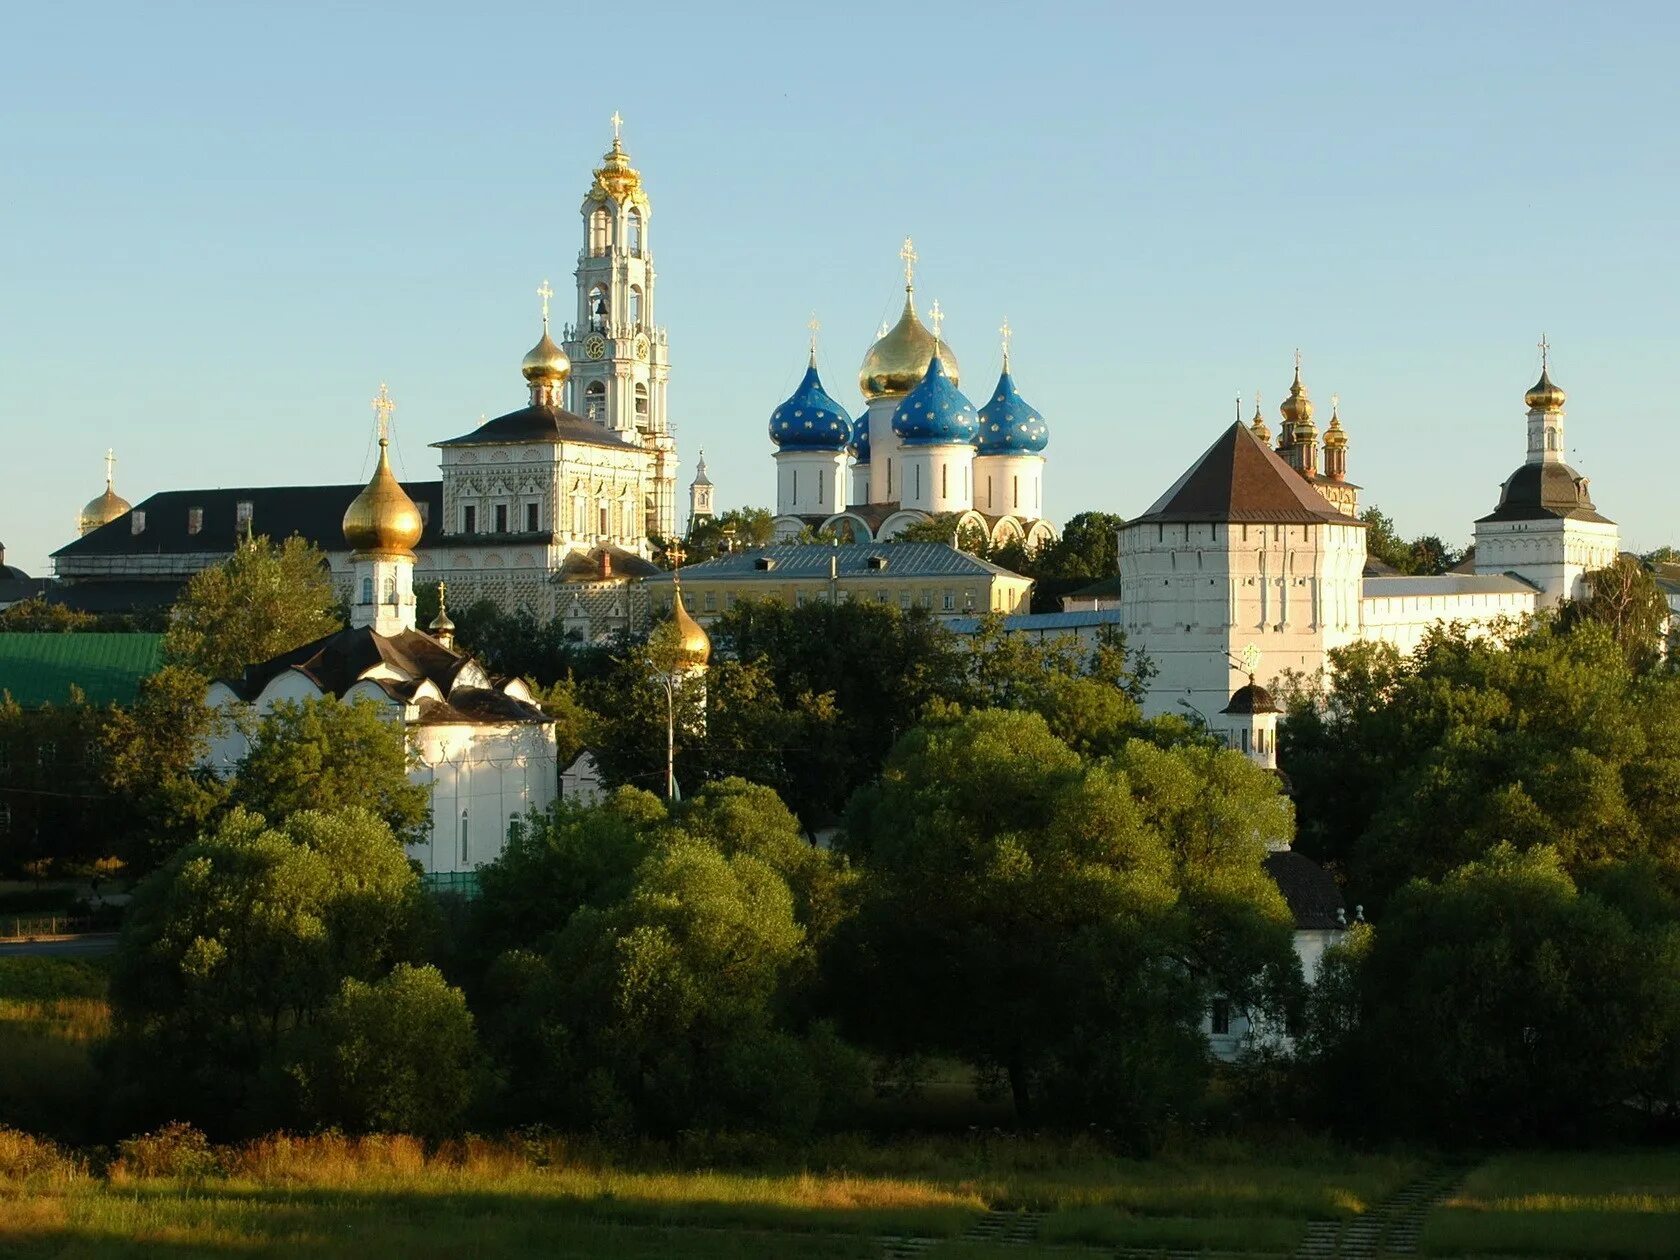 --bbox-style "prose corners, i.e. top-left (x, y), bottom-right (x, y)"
top-left (670, 584), bottom-right (711, 667)
top-left (79, 482), bottom-right (131, 536)
top-left (1248, 400), bottom-right (1272, 445)
top-left (522, 325), bottom-right (571, 383)
top-left (1280, 364), bottom-right (1315, 428)
top-left (343, 439), bottom-right (424, 557)
top-left (858, 291), bottom-right (960, 401)
top-left (585, 137), bottom-right (649, 210)
top-left (1525, 368), bottom-right (1565, 412)
top-left (1323, 405), bottom-right (1348, 448)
